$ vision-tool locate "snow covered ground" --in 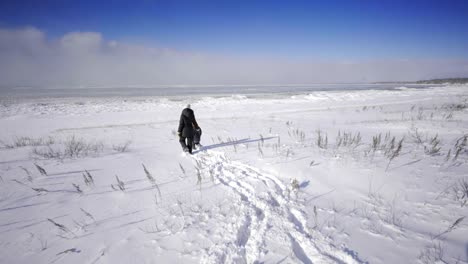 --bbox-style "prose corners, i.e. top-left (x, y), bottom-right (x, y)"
top-left (0, 85), bottom-right (467, 263)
